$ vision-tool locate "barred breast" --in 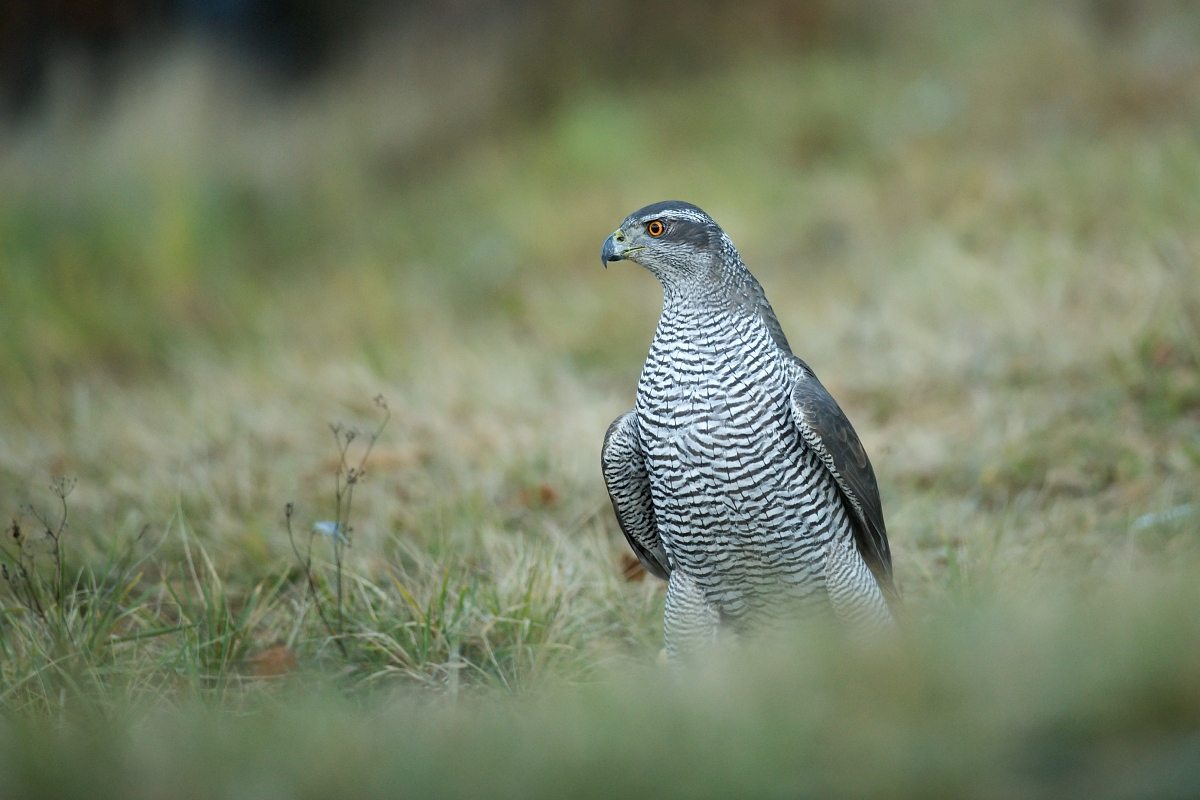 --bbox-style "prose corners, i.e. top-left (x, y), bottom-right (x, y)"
top-left (635, 296), bottom-right (856, 625)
